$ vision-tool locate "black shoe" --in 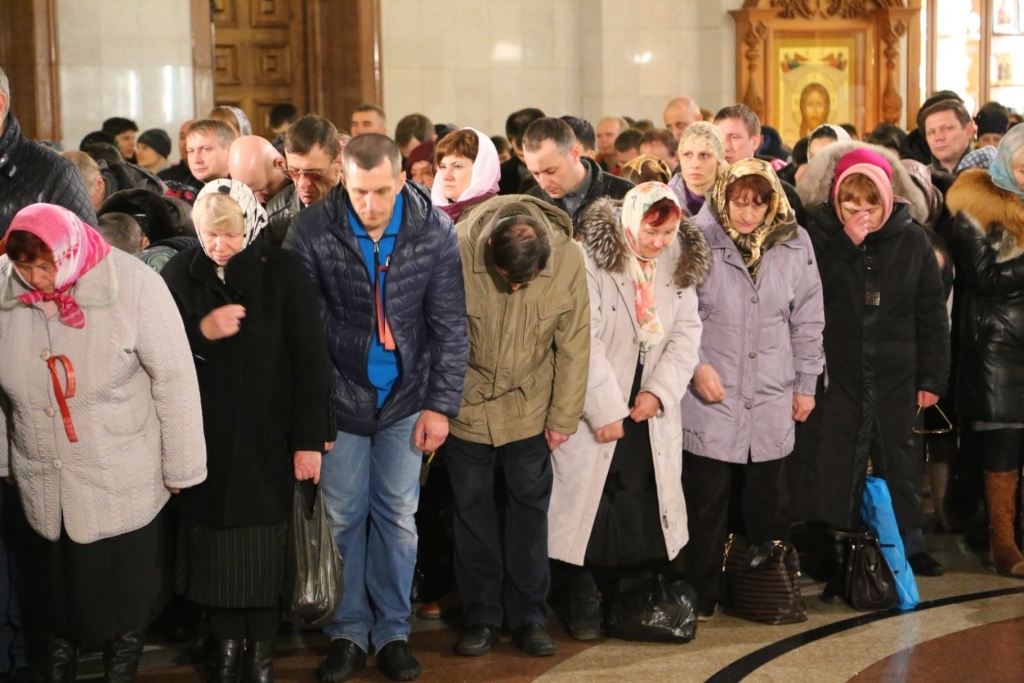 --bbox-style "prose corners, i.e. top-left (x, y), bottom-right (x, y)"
top-left (908, 551), bottom-right (946, 577)
top-left (315, 640), bottom-right (366, 683)
top-left (208, 639), bottom-right (244, 683)
top-left (566, 571), bottom-right (601, 641)
top-left (44, 638), bottom-right (79, 683)
top-left (453, 624), bottom-right (500, 657)
top-left (241, 640), bottom-right (274, 683)
top-left (375, 641), bottom-right (420, 682)
top-left (512, 624), bottom-right (556, 657)
top-left (103, 631), bottom-right (146, 683)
